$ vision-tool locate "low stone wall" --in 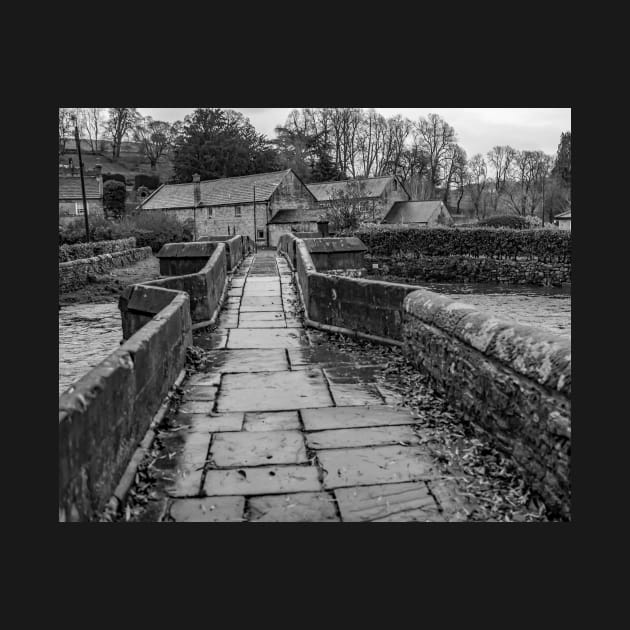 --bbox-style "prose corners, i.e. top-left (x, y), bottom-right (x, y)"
top-left (278, 233), bottom-right (571, 518)
top-left (402, 291), bottom-right (571, 518)
top-left (59, 247), bottom-right (153, 292)
top-left (59, 289), bottom-right (192, 521)
top-left (121, 243), bottom-right (228, 331)
top-left (367, 254), bottom-right (571, 287)
top-left (59, 237), bottom-right (137, 263)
